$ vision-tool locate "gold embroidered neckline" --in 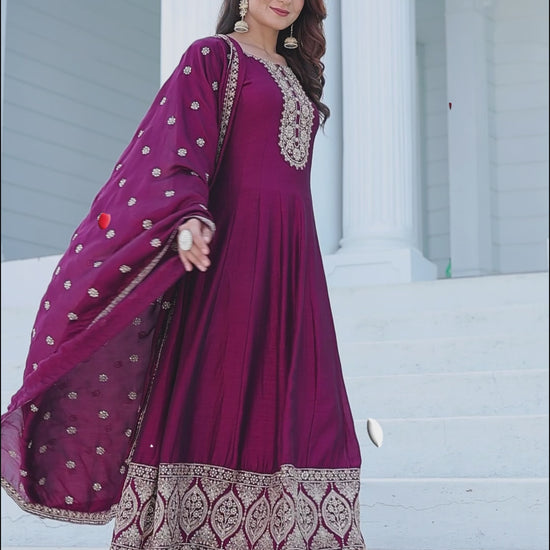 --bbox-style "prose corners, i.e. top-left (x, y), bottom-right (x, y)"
top-left (244, 52), bottom-right (315, 170)
top-left (243, 51), bottom-right (290, 70)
